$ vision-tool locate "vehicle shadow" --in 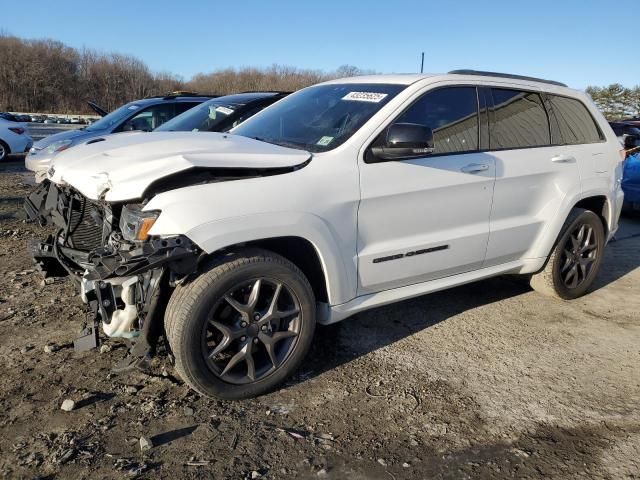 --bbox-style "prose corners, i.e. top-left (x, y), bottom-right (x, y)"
top-left (293, 224), bottom-right (640, 386)
top-left (294, 275), bottom-right (531, 385)
top-left (592, 215), bottom-right (640, 290)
